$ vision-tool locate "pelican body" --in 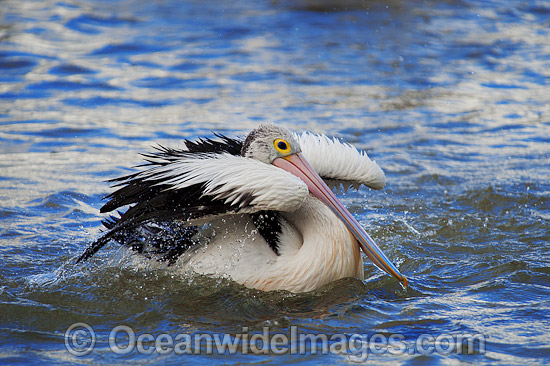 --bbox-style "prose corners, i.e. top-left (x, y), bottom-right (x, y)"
top-left (77, 125), bottom-right (407, 292)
